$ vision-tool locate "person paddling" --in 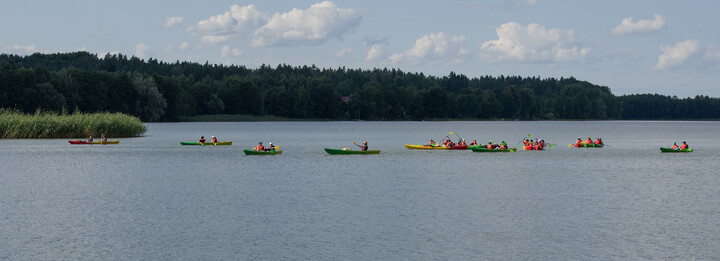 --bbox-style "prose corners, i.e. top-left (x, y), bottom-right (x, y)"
top-left (268, 142), bottom-right (276, 151)
top-left (469, 140), bottom-right (478, 146)
top-left (680, 141), bottom-right (689, 150)
top-left (199, 136), bottom-right (206, 144)
top-left (88, 135), bottom-right (93, 142)
top-left (211, 136), bottom-right (218, 144)
top-left (575, 137), bottom-right (582, 147)
top-left (671, 142), bottom-right (679, 150)
top-left (101, 133), bottom-right (107, 142)
top-left (585, 136), bottom-right (593, 146)
top-left (255, 142), bottom-right (265, 151)
top-left (354, 141), bottom-right (368, 151)
top-left (500, 141), bottom-right (508, 150)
